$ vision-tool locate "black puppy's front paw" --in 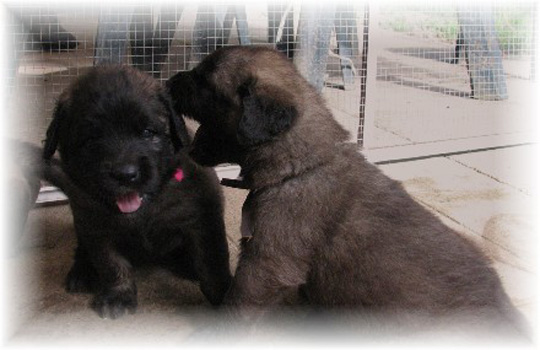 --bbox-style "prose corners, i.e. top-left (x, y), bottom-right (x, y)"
top-left (92, 287), bottom-right (138, 319)
top-left (65, 262), bottom-right (99, 293)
